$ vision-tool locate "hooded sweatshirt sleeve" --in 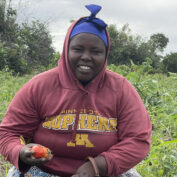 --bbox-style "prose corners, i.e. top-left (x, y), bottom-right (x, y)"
top-left (0, 79), bottom-right (40, 170)
top-left (100, 78), bottom-right (151, 176)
